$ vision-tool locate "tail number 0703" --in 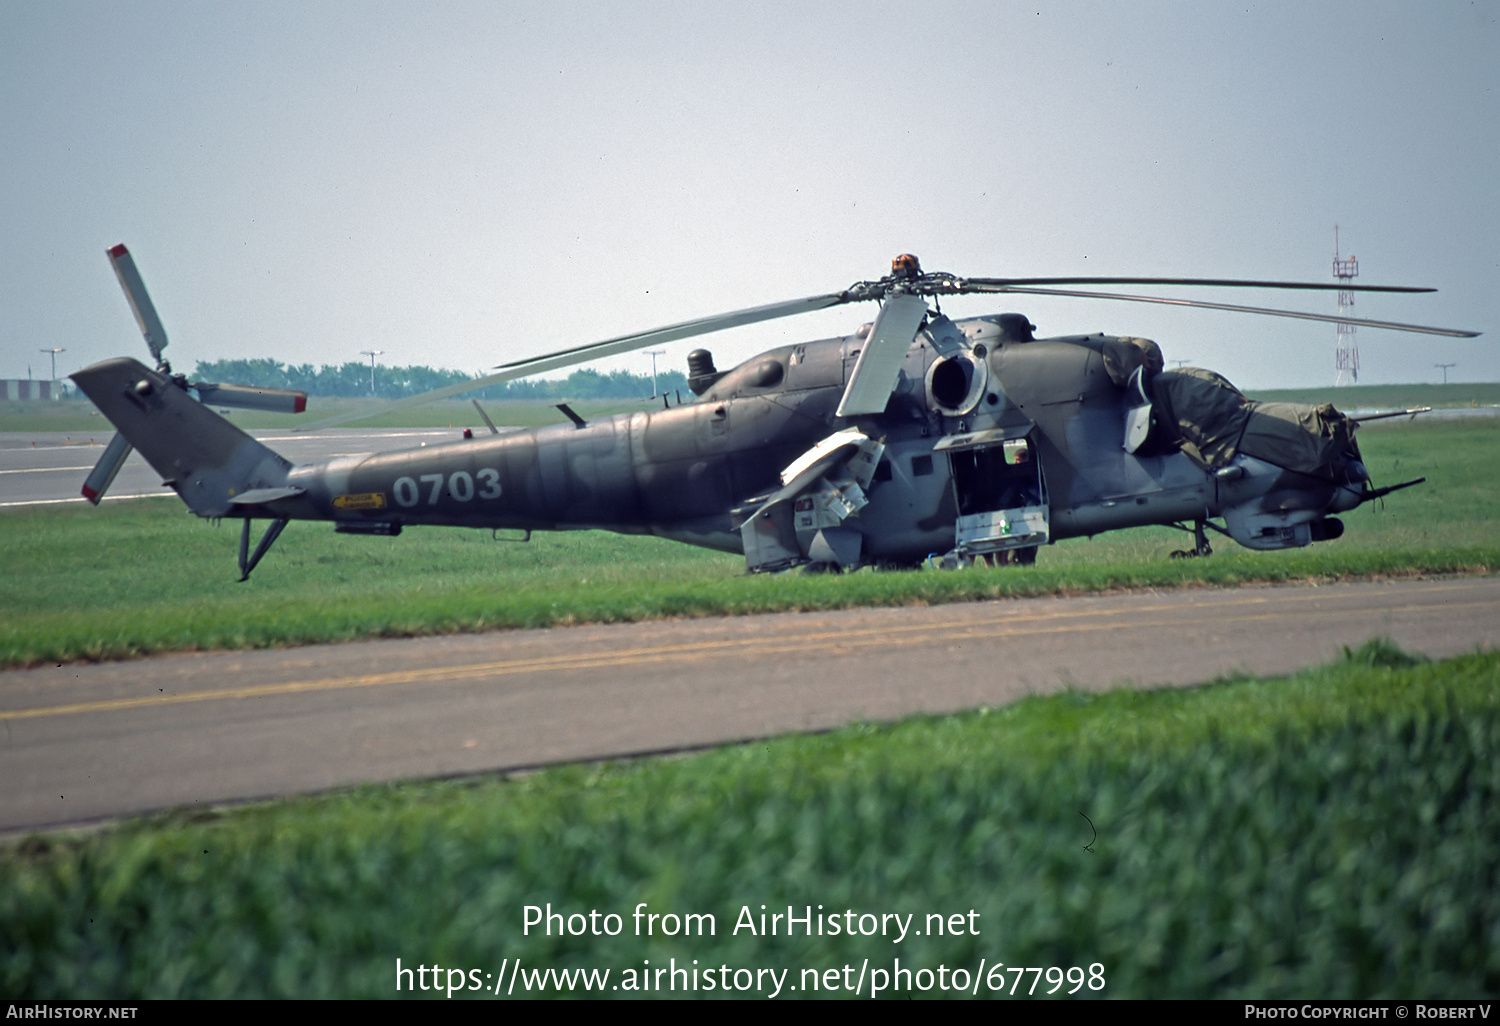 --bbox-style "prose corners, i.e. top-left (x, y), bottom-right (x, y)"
top-left (392, 469), bottom-right (502, 507)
